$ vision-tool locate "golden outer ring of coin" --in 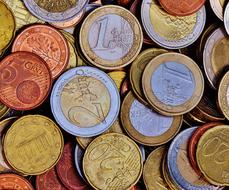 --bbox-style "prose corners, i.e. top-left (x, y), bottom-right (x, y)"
top-left (121, 92), bottom-right (182, 146)
top-left (130, 48), bottom-right (168, 106)
top-left (196, 125), bottom-right (229, 186)
top-left (3, 115), bottom-right (64, 175)
top-left (83, 133), bottom-right (143, 190)
top-left (143, 146), bottom-right (169, 190)
top-left (218, 71), bottom-right (229, 120)
top-left (0, 0), bottom-right (16, 55)
top-left (80, 5), bottom-right (143, 70)
top-left (162, 153), bottom-right (178, 190)
top-left (142, 52), bottom-right (204, 116)
top-left (108, 71), bottom-right (127, 90)
top-left (184, 112), bottom-right (205, 125)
